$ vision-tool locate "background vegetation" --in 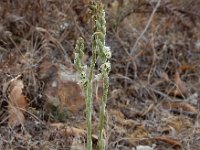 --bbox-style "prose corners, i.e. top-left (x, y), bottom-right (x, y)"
top-left (0, 0), bottom-right (200, 149)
